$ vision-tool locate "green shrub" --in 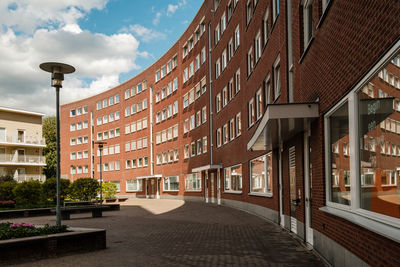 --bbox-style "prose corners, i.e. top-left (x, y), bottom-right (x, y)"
top-left (69, 178), bottom-right (99, 201)
top-left (12, 181), bottom-right (43, 206)
top-left (42, 177), bottom-right (71, 204)
top-left (0, 222), bottom-right (68, 240)
top-left (102, 182), bottom-right (117, 199)
top-left (0, 181), bottom-right (17, 201)
top-left (0, 175), bottom-right (14, 183)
